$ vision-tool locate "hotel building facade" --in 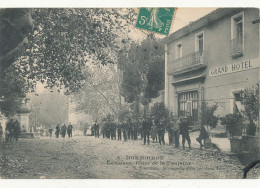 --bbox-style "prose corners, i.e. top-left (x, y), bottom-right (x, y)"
top-left (165, 8), bottom-right (260, 123)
